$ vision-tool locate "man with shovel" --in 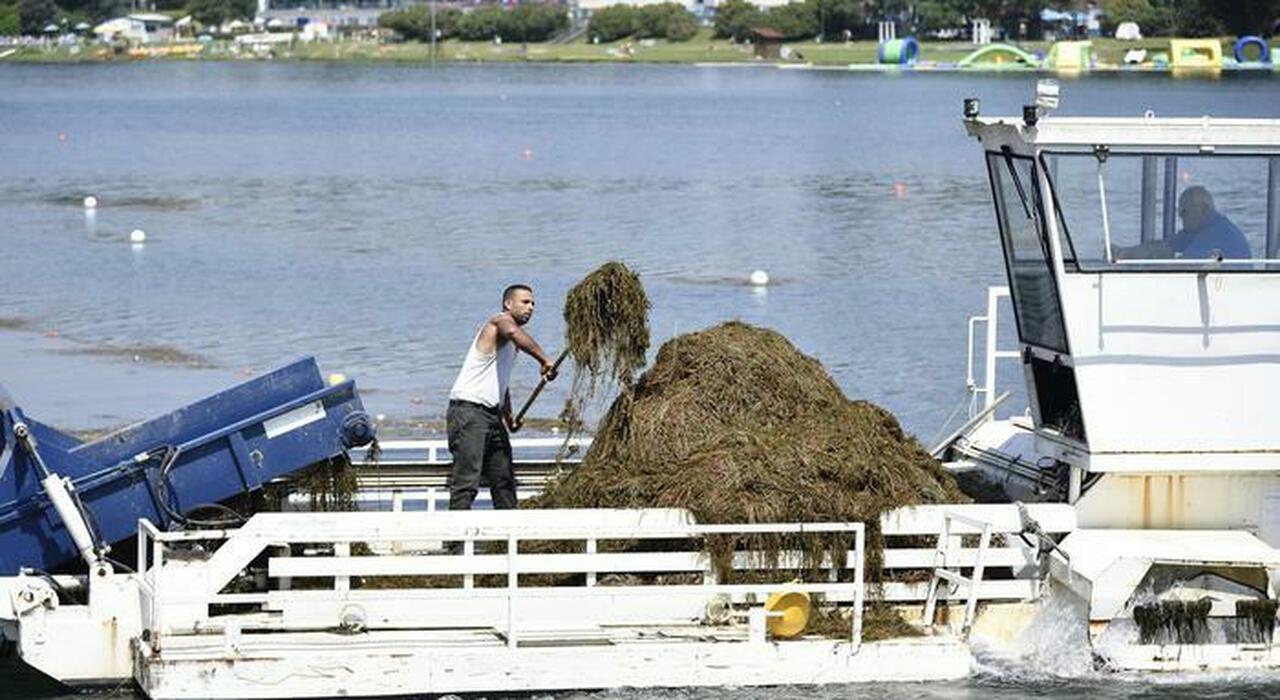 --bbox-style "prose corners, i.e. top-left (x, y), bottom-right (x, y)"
top-left (446, 284), bottom-right (558, 511)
